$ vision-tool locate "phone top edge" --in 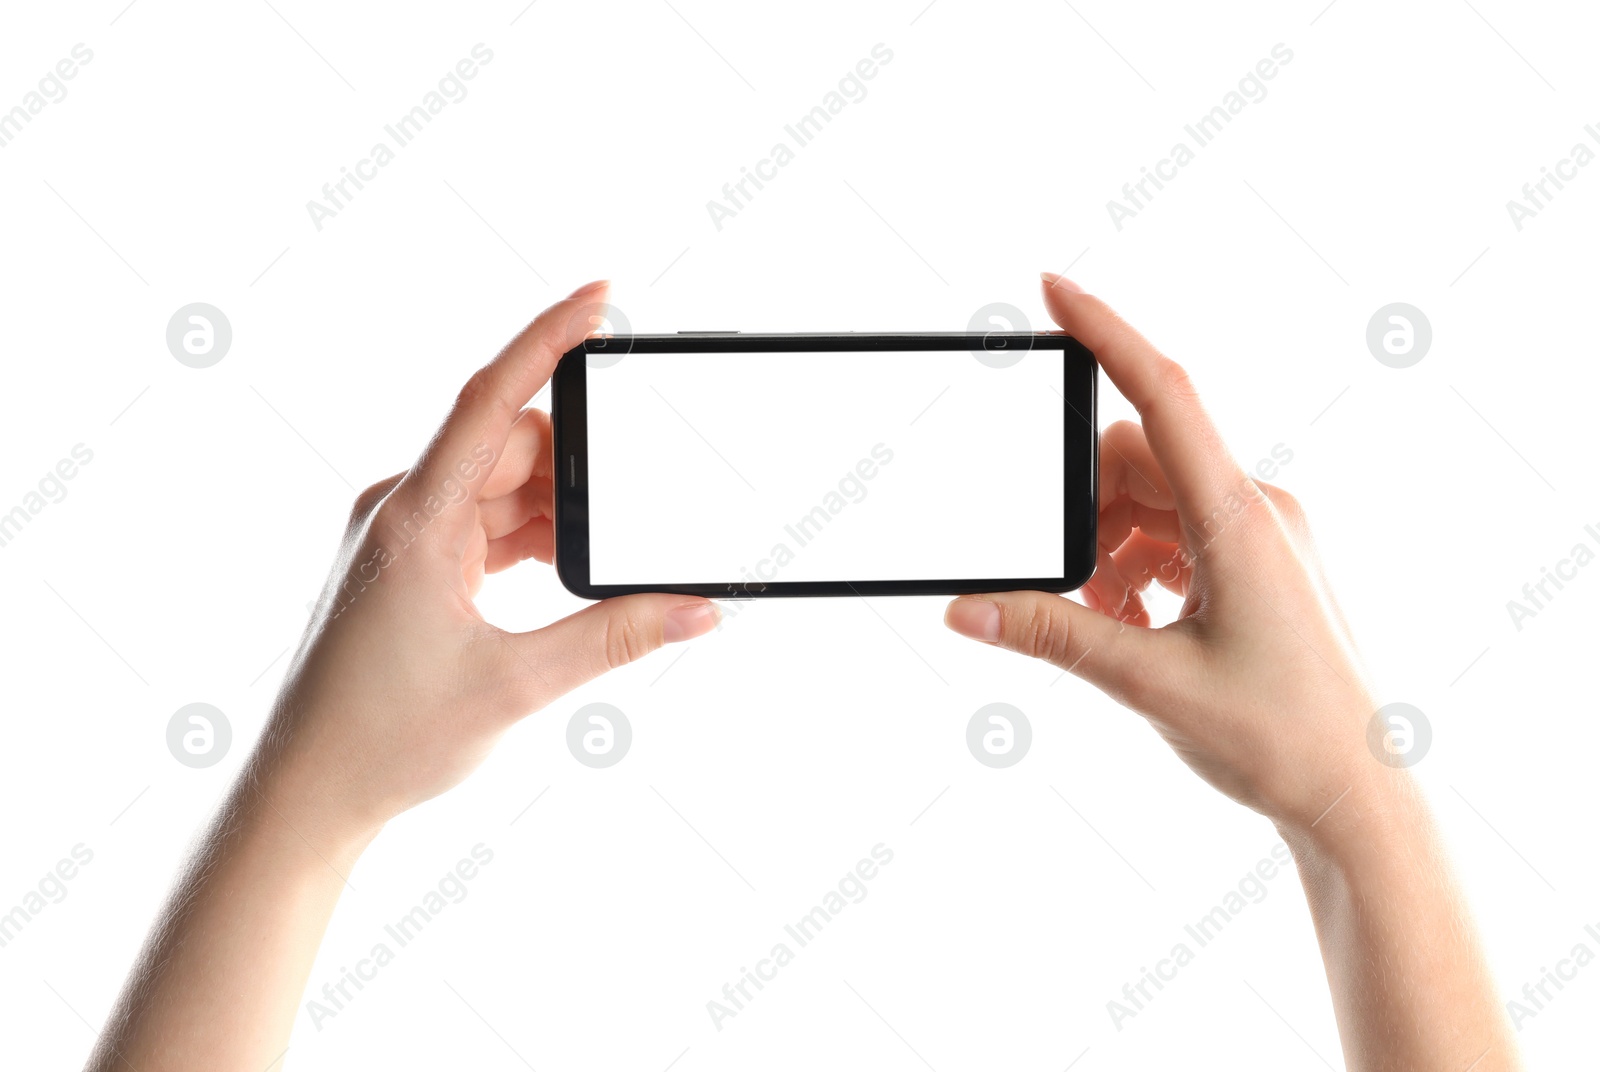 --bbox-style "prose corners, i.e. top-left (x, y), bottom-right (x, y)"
top-left (581, 331), bottom-right (1074, 338)
top-left (564, 332), bottom-right (1092, 354)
